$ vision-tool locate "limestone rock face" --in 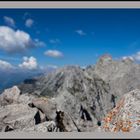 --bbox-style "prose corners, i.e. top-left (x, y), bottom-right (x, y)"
top-left (92, 54), bottom-right (140, 101)
top-left (101, 89), bottom-right (140, 132)
top-left (17, 93), bottom-right (37, 105)
top-left (0, 86), bottom-right (21, 106)
top-left (17, 121), bottom-right (56, 132)
top-left (30, 97), bottom-right (57, 121)
top-left (18, 66), bottom-right (114, 131)
top-left (0, 103), bottom-right (38, 132)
